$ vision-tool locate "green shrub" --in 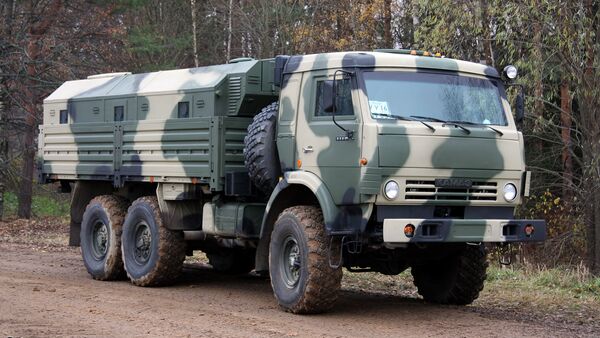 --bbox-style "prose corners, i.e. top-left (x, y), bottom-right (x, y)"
top-left (1, 190), bottom-right (69, 218)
